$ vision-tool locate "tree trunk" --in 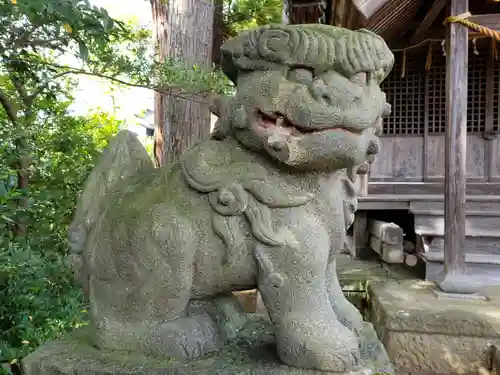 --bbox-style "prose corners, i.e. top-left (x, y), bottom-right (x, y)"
top-left (0, 87), bottom-right (29, 236)
top-left (151, 0), bottom-right (168, 168)
top-left (212, 0), bottom-right (224, 67)
top-left (14, 136), bottom-right (29, 236)
top-left (151, 0), bottom-right (214, 167)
